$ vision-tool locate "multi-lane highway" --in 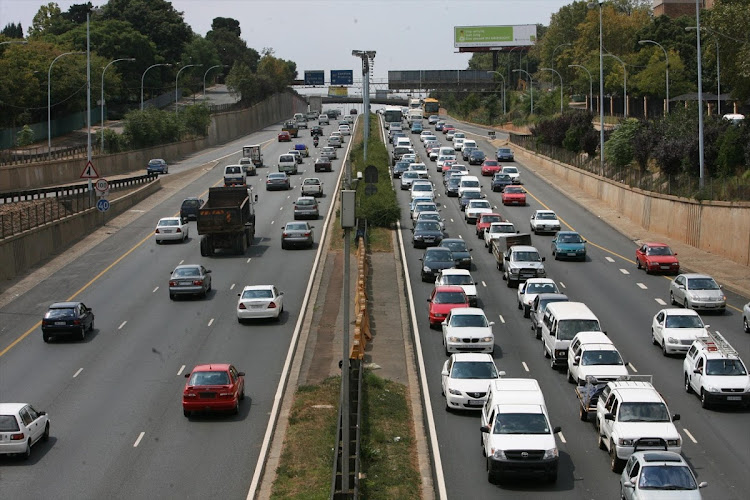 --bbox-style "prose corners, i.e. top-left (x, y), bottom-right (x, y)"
top-left (388, 116), bottom-right (750, 499)
top-left (0, 117), bottom-right (348, 498)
